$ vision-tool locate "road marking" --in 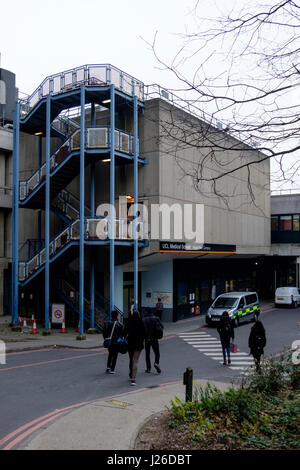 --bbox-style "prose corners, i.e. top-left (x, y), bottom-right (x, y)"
top-left (219, 361), bottom-right (254, 365)
top-left (197, 346), bottom-right (220, 352)
top-left (0, 351), bottom-right (105, 372)
top-left (179, 331), bottom-right (254, 373)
